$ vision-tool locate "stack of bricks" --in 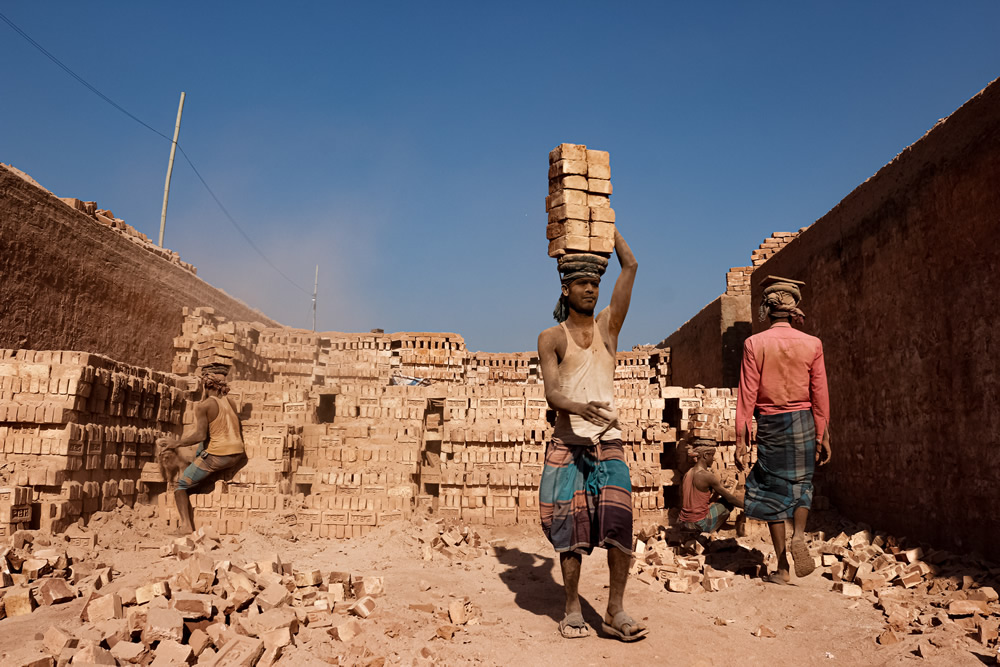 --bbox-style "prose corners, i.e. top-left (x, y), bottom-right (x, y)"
top-left (58, 196), bottom-right (197, 274)
top-left (0, 485), bottom-right (32, 538)
top-left (133, 307), bottom-right (758, 540)
top-left (436, 384), bottom-right (549, 525)
top-left (257, 329), bottom-right (323, 385)
top-left (171, 307), bottom-right (271, 380)
top-left (463, 352), bottom-right (539, 385)
top-left (323, 333), bottom-right (393, 385)
top-left (725, 266), bottom-right (754, 296)
top-left (750, 231), bottom-right (803, 267)
top-left (391, 333), bottom-right (467, 383)
top-left (545, 143), bottom-right (616, 257)
top-left (0, 349), bottom-right (187, 535)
